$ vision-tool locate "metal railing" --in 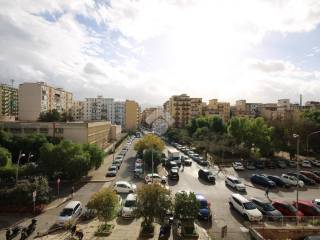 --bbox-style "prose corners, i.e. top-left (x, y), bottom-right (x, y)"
top-left (249, 216), bottom-right (320, 228)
